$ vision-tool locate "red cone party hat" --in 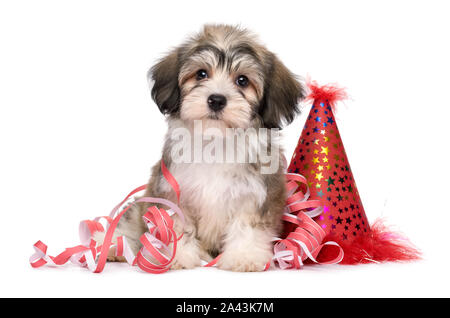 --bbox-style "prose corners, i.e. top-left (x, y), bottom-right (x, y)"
top-left (287, 81), bottom-right (420, 264)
